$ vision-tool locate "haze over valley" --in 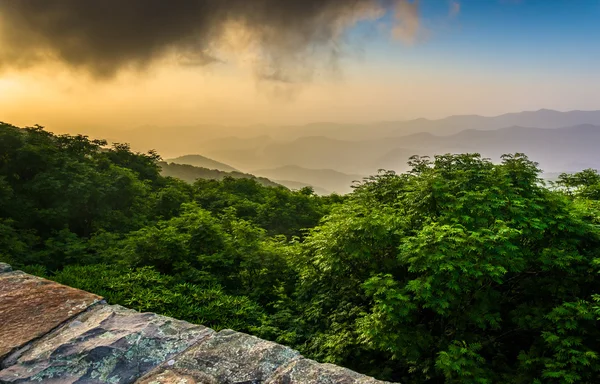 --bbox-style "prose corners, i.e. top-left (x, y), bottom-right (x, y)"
top-left (91, 109), bottom-right (600, 194)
